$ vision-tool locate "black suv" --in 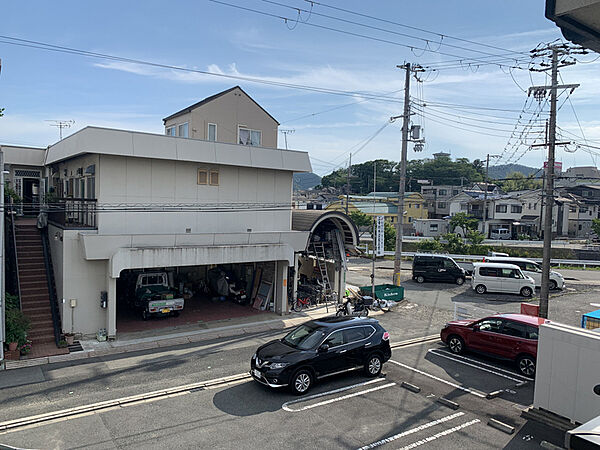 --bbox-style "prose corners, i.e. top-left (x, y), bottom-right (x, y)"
top-left (412, 254), bottom-right (466, 285)
top-left (250, 317), bottom-right (391, 395)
